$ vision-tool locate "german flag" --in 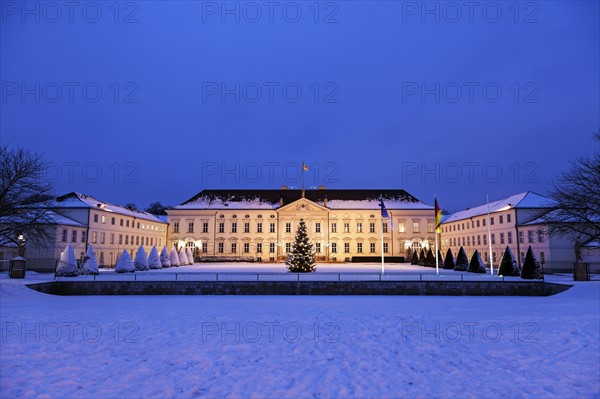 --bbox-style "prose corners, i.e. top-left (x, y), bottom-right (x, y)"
top-left (435, 198), bottom-right (442, 233)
